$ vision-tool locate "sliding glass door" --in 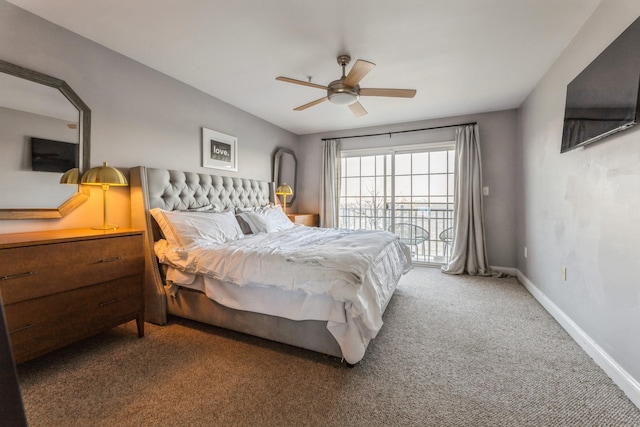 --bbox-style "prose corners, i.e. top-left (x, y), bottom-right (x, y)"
top-left (339, 143), bottom-right (455, 264)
